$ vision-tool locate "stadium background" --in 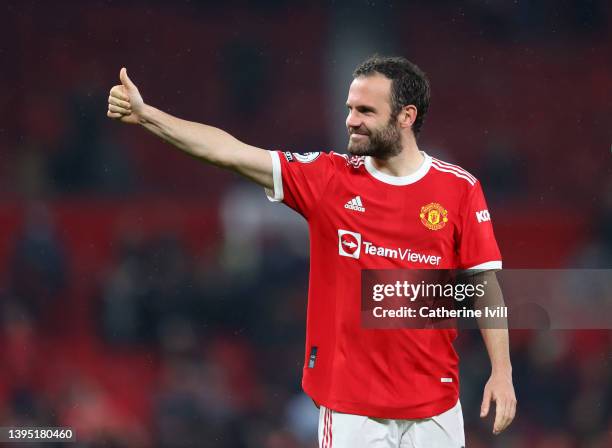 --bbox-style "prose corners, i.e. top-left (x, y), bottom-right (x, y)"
top-left (1, 0), bottom-right (610, 447)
